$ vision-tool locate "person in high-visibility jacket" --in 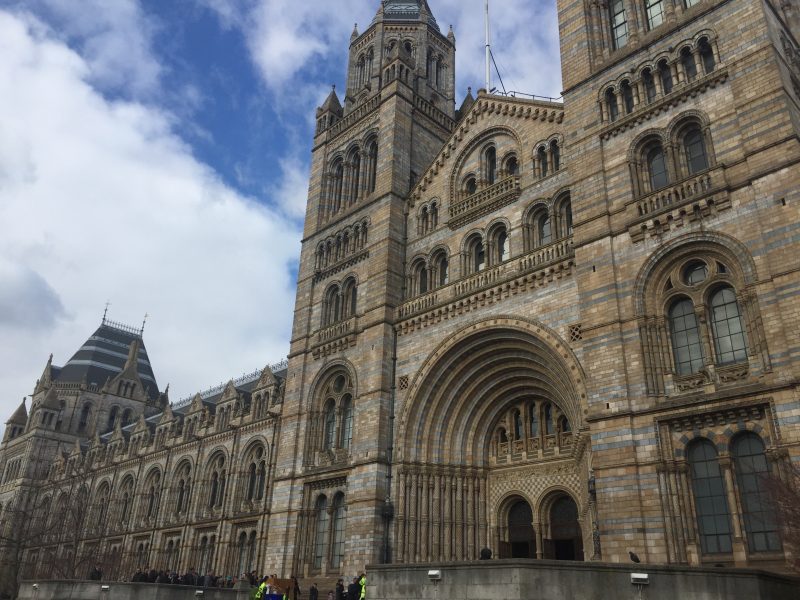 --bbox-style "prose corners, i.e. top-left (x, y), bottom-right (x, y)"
top-left (254, 577), bottom-right (269, 600)
top-left (358, 574), bottom-right (366, 600)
